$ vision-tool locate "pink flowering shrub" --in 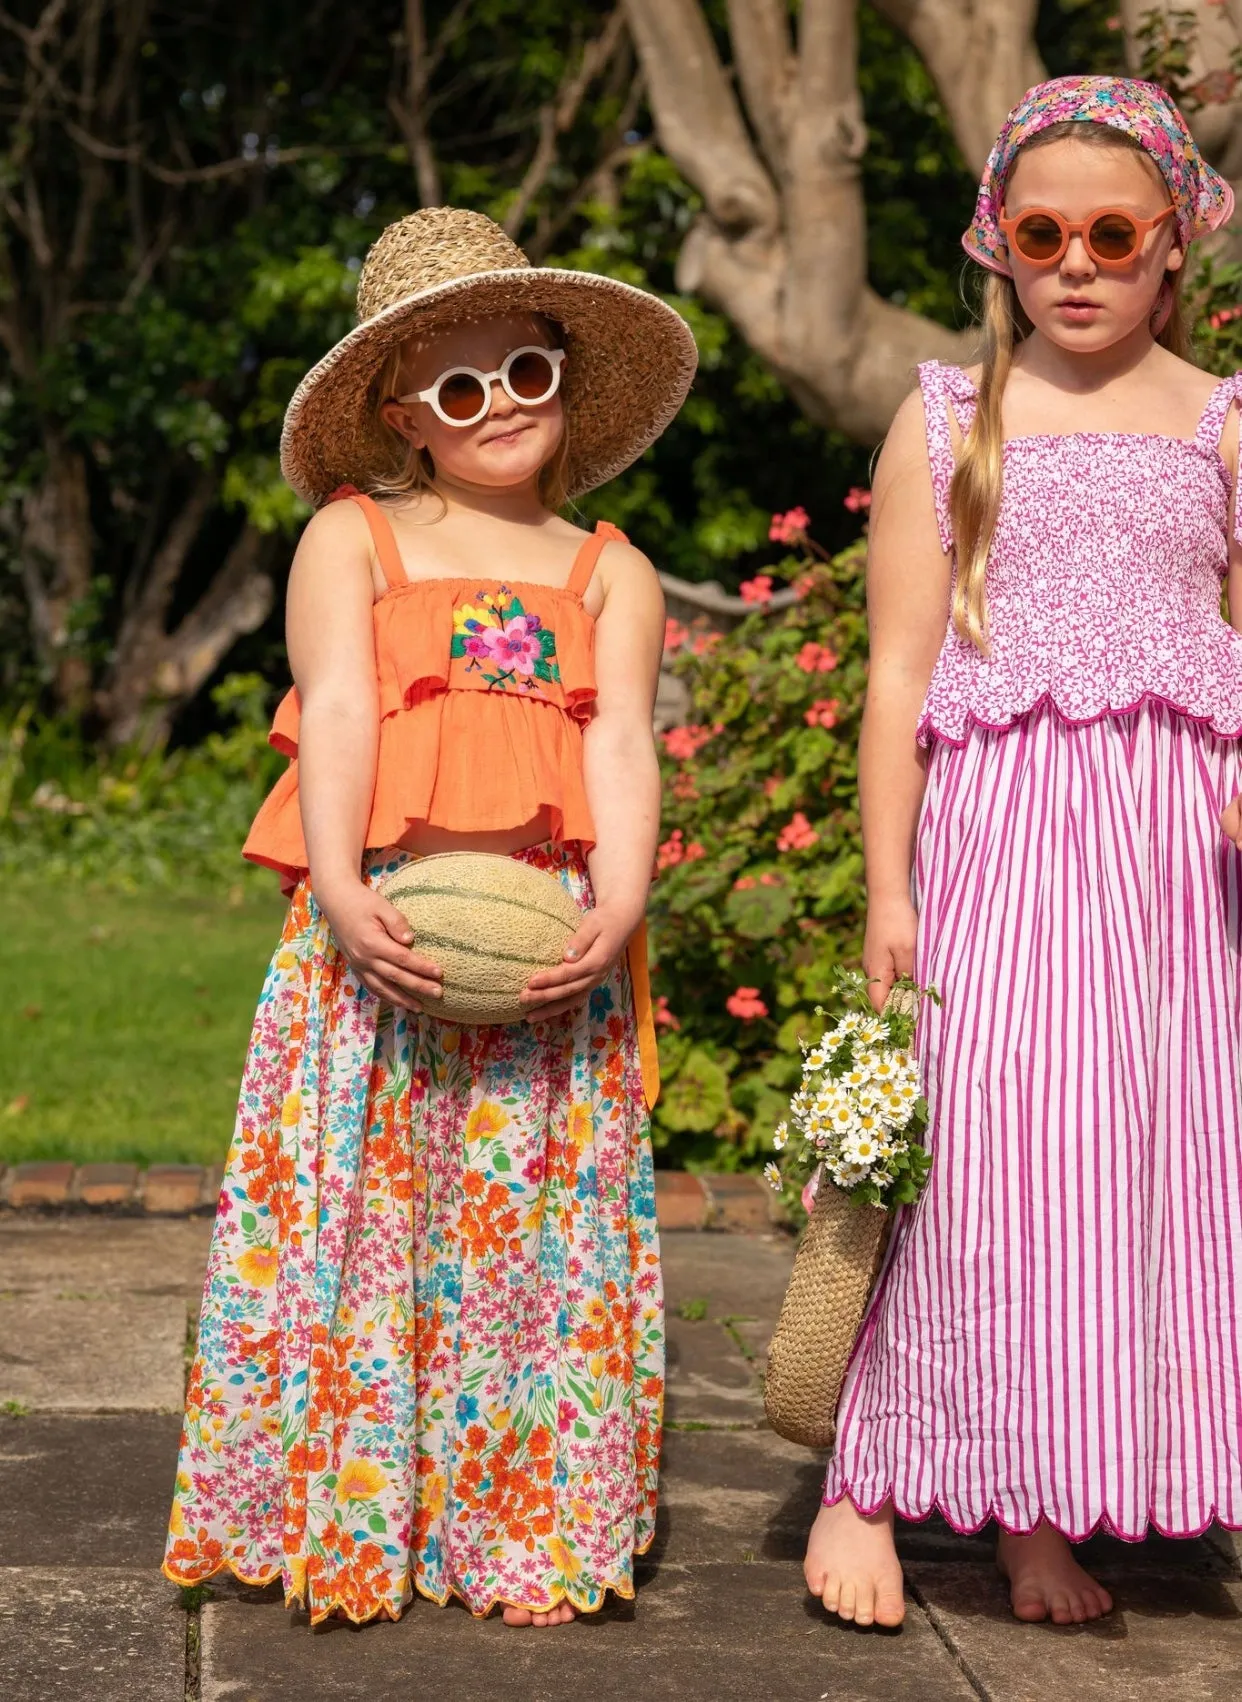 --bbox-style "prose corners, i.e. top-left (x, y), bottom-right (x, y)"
top-left (650, 525), bottom-right (869, 1165)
